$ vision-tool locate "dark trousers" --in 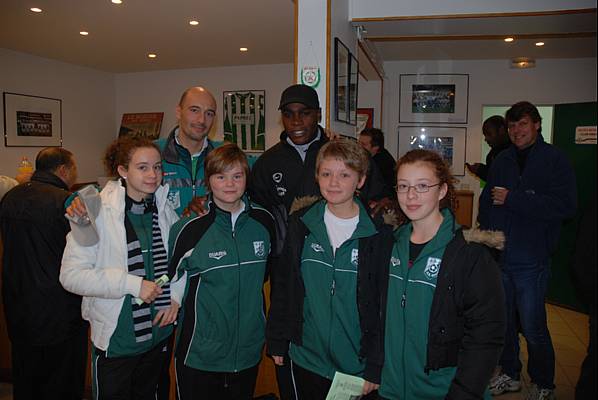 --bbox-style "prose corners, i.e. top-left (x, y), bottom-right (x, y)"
top-left (275, 360), bottom-right (298, 400)
top-left (291, 362), bottom-right (377, 400)
top-left (175, 358), bottom-right (259, 400)
top-left (156, 335), bottom-right (174, 400)
top-left (11, 325), bottom-right (88, 400)
top-left (576, 305), bottom-right (597, 399)
top-left (92, 339), bottom-right (170, 400)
